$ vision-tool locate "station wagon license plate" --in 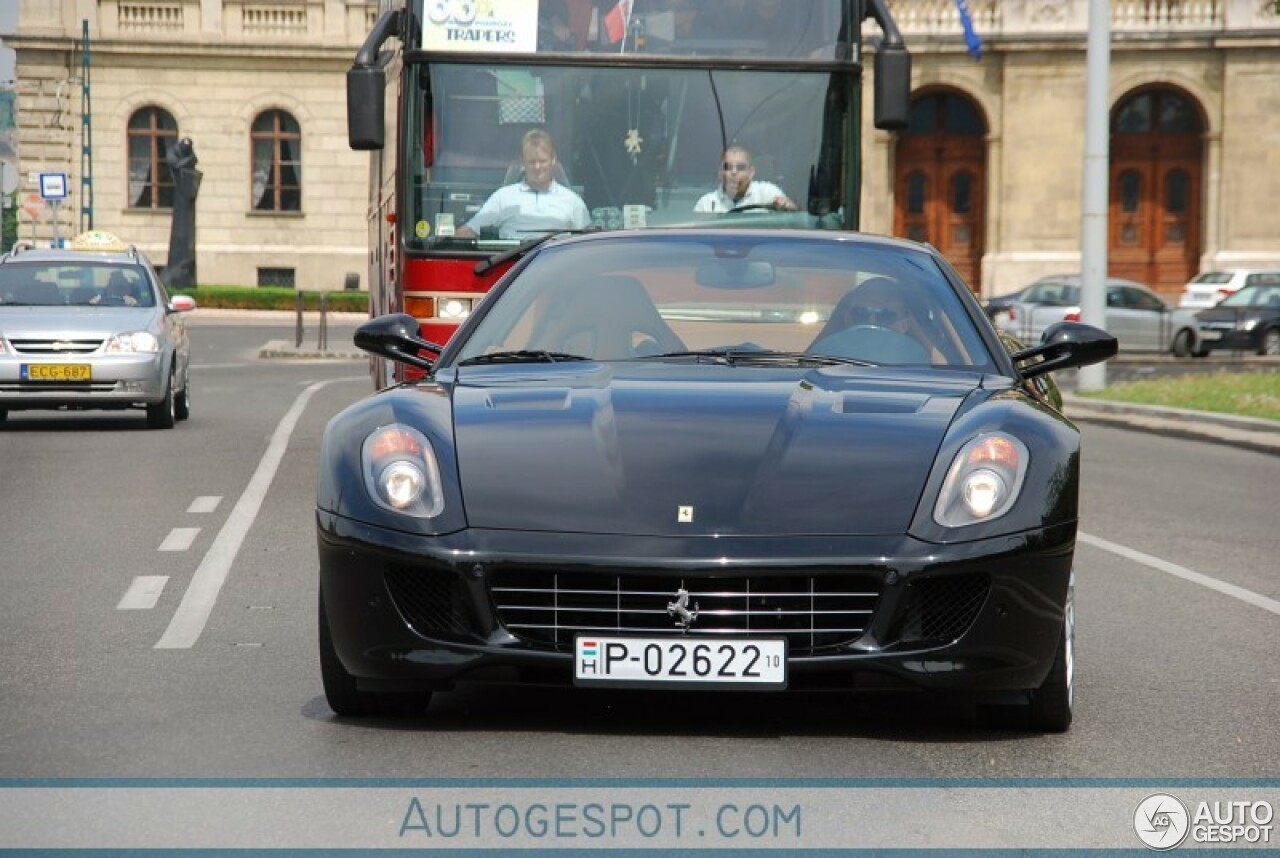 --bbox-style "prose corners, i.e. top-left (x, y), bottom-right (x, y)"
top-left (22, 364), bottom-right (91, 381)
top-left (574, 636), bottom-right (786, 689)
